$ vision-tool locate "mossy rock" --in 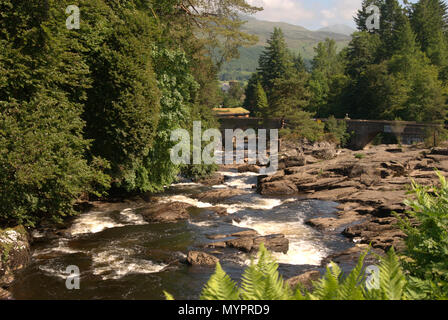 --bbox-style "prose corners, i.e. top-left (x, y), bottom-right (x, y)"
top-left (0, 226), bottom-right (30, 287)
